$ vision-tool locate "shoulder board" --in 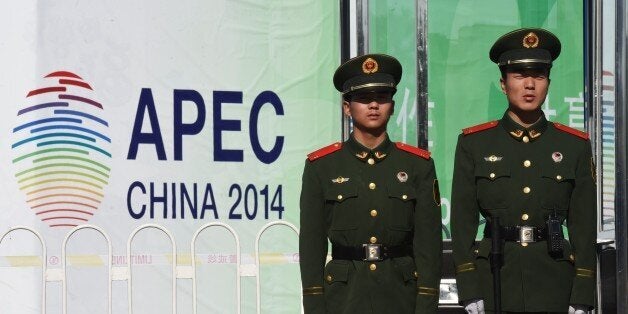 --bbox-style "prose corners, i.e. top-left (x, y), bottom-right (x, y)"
top-left (462, 120), bottom-right (499, 135)
top-left (395, 142), bottom-right (431, 160)
top-left (553, 122), bottom-right (589, 140)
top-left (307, 142), bottom-right (342, 161)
